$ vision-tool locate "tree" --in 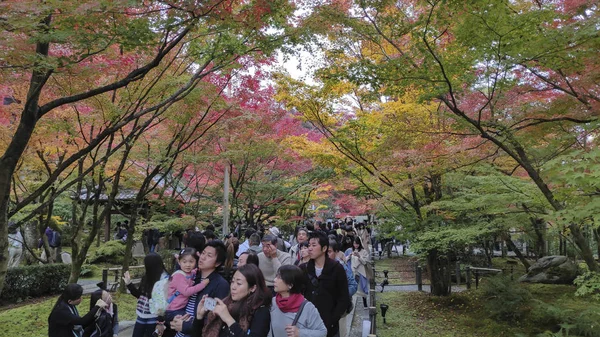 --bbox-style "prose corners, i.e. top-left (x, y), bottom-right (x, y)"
top-left (298, 0), bottom-right (600, 274)
top-left (0, 0), bottom-right (297, 296)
